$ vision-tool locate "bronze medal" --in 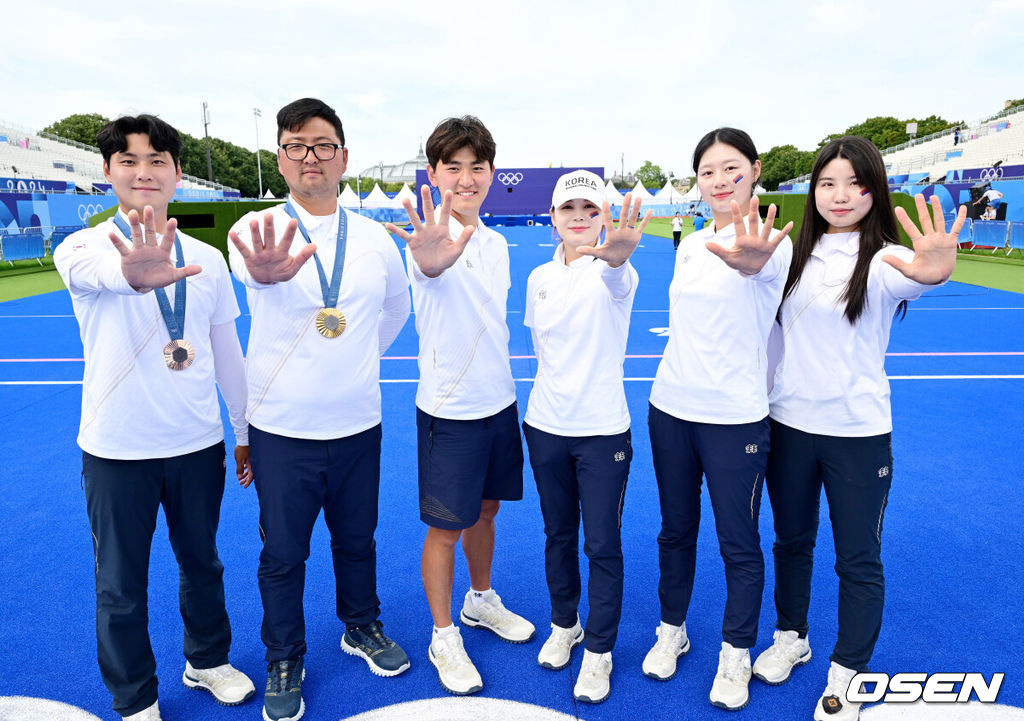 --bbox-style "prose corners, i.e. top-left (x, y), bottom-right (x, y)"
top-left (163, 339), bottom-right (195, 371)
top-left (315, 308), bottom-right (346, 338)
